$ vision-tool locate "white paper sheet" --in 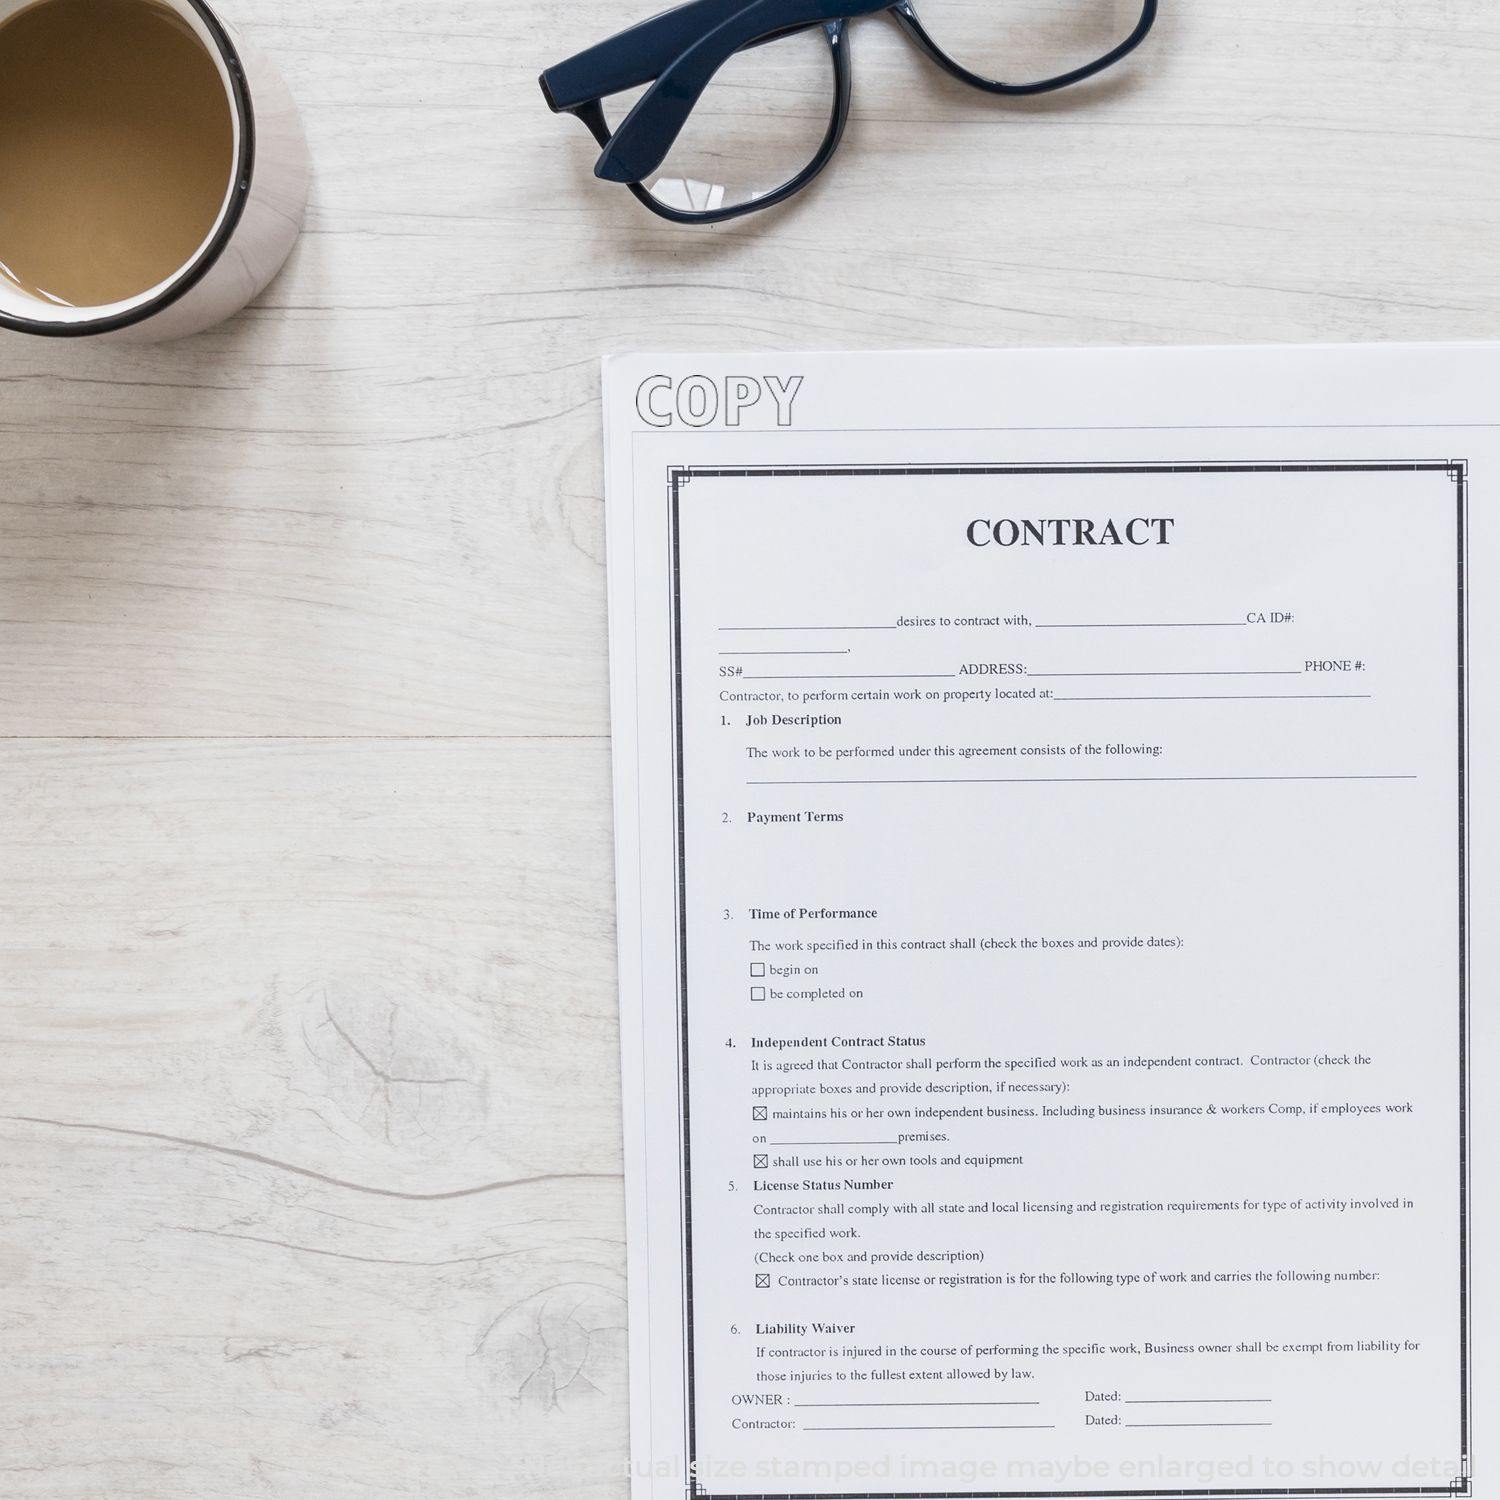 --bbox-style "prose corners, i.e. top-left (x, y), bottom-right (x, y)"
top-left (602, 344), bottom-right (1495, 1500)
